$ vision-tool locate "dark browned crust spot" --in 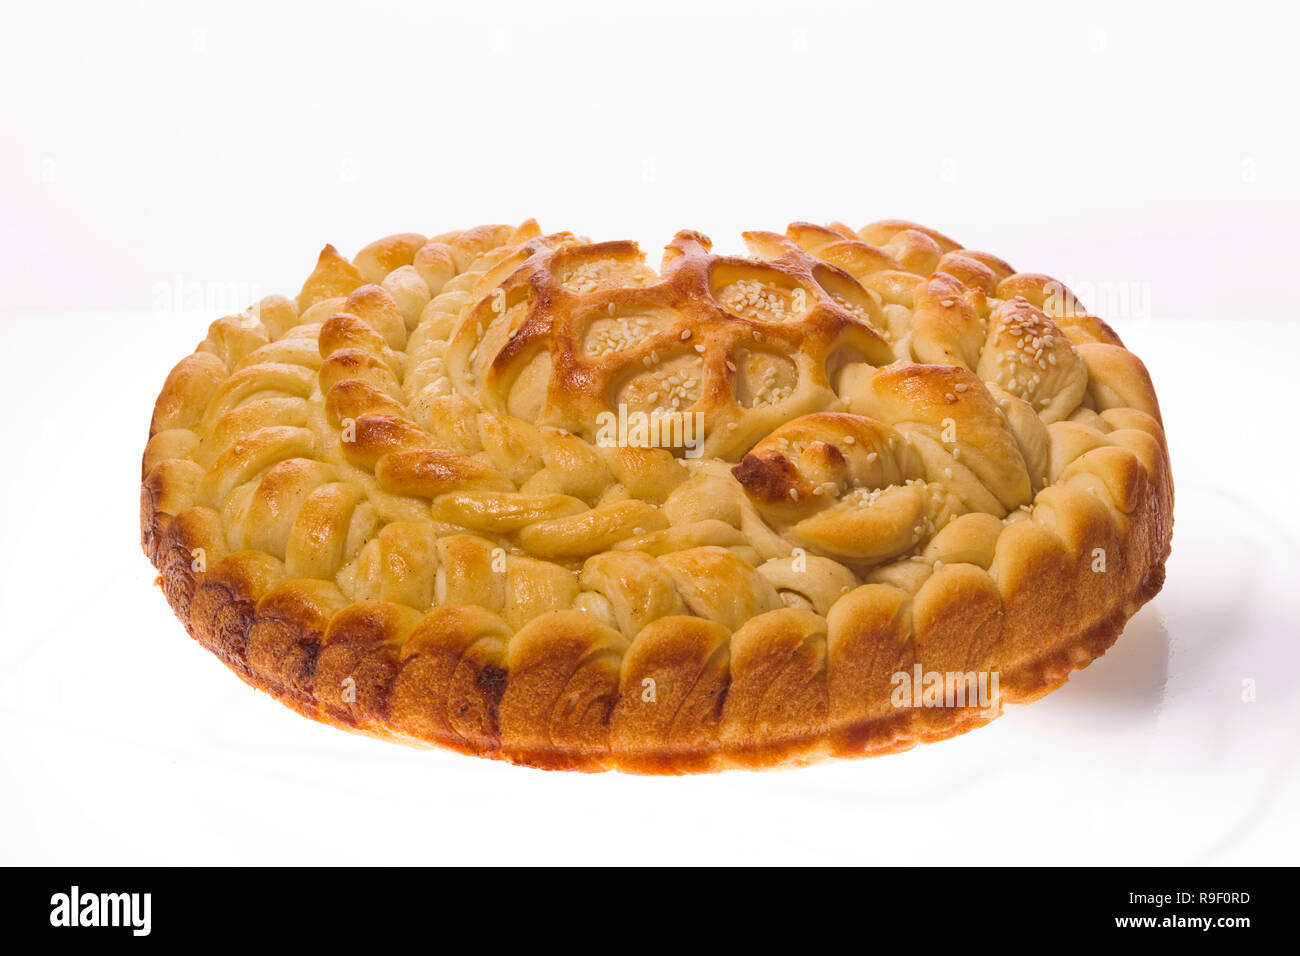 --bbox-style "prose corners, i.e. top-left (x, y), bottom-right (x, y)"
top-left (731, 451), bottom-right (800, 504)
